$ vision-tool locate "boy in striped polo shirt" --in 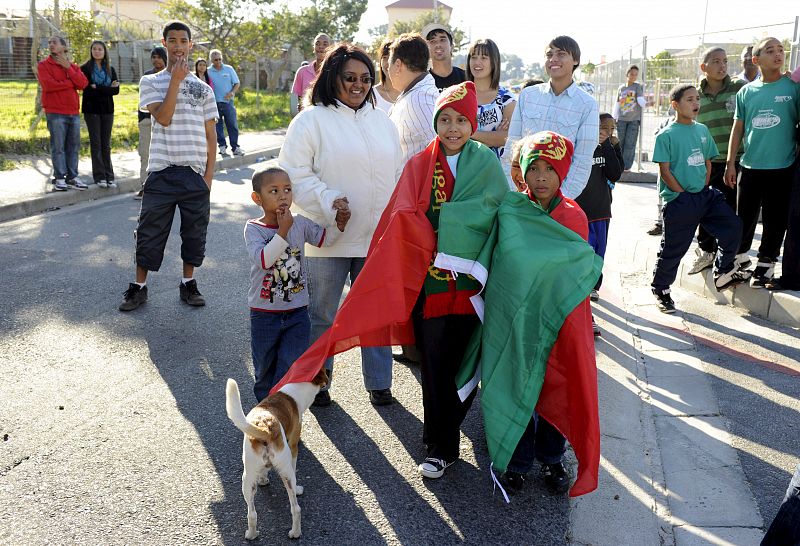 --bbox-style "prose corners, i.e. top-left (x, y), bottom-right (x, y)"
top-left (119, 20), bottom-right (219, 312)
top-left (688, 47), bottom-right (746, 275)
